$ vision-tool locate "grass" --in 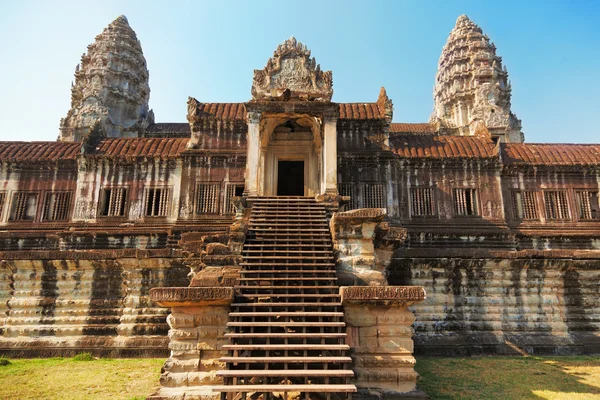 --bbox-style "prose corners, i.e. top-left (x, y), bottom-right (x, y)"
top-left (0, 357), bottom-right (163, 400)
top-left (415, 356), bottom-right (600, 399)
top-left (0, 356), bottom-right (597, 399)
